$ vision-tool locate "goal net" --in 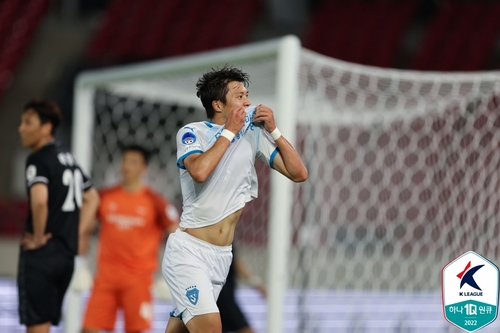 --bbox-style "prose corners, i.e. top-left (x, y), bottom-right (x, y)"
top-left (72, 35), bottom-right (500, 332)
